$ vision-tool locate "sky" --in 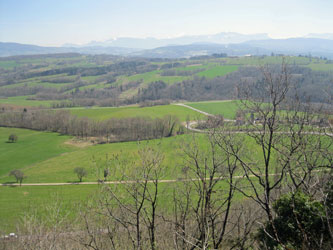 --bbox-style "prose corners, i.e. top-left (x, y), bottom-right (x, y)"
top-left (1, 0), bottom-right (333, 46)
